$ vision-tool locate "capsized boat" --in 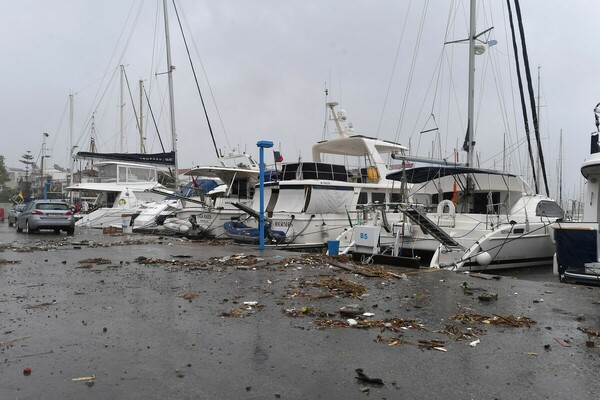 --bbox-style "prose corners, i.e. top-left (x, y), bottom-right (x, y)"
top-left (66, 161), bottom-right (168, 229)
top-left (162, 151), bottom-right (261, 237)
